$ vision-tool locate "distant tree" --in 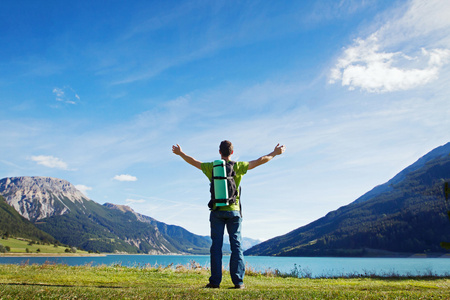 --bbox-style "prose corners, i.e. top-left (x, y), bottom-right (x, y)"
top-left (70, 247), bottom-right (77, 253)
top-left (65, 248), bottom-right (71, 253)
top-left (5, 246), bottom-right (10, 252)
top-left (36, 248), bottom-right (41, 253)
top-left (441, 182), bottom-right (450, 250)
top-left (0, 244), bottom-right (6, 253)
top-left (26, 248), bottom-right (30, 253)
